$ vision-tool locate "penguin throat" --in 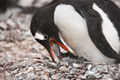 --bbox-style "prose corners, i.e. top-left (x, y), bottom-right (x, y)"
top-left (49, 38), bottom-right (69, 62)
